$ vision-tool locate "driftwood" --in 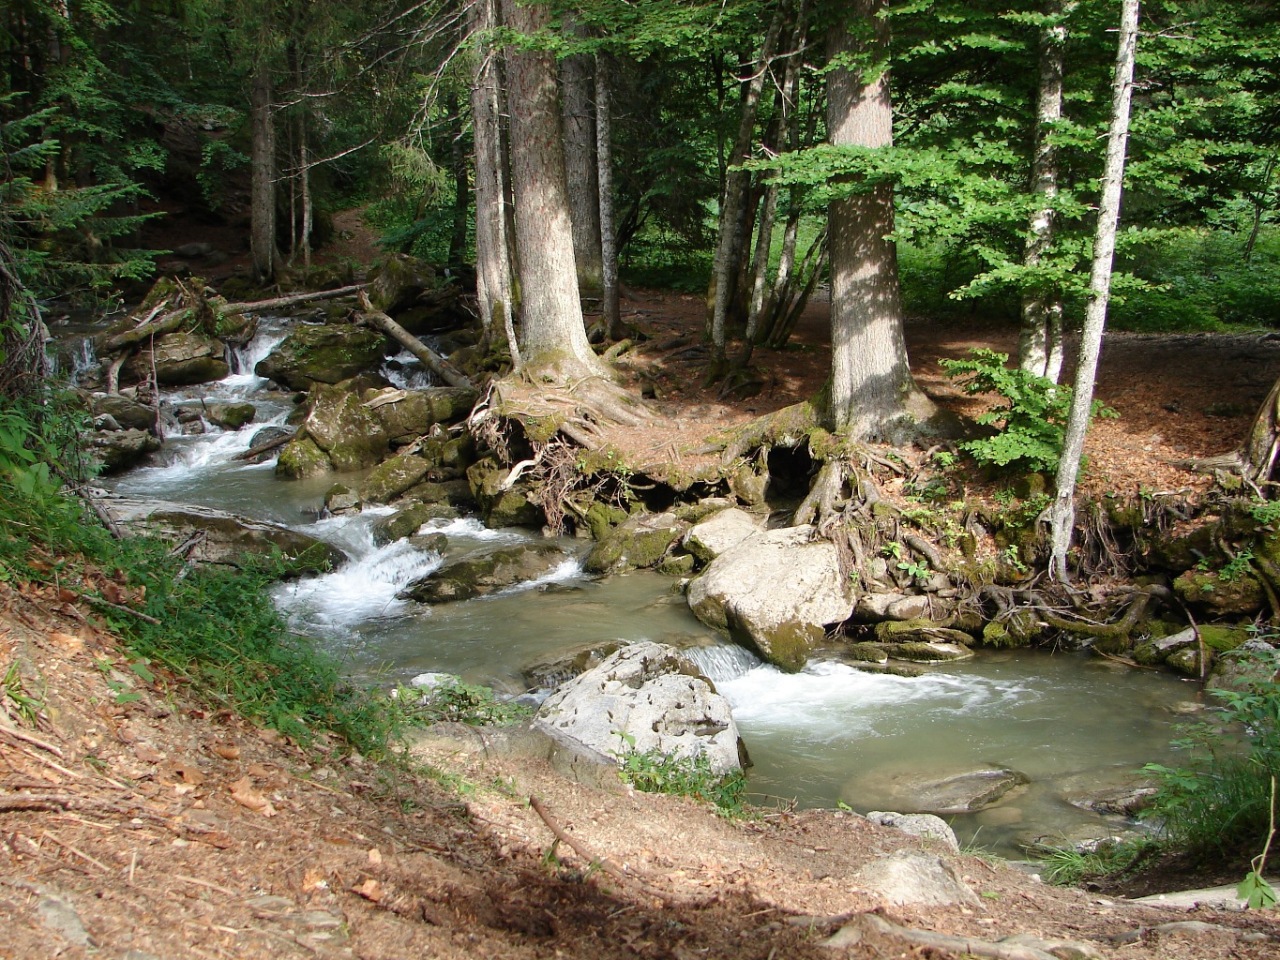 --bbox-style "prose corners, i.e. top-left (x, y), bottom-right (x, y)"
top-left (102, 304), bottom-right (190, 353)
top-left (357, 291), bottom-right (474, 390)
